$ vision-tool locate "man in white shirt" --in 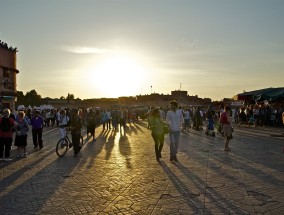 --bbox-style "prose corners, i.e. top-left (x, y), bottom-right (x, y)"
top-left (58, 109), bottom-right (69, 139)
top-left (166, 100), bottom-right (184, 162)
